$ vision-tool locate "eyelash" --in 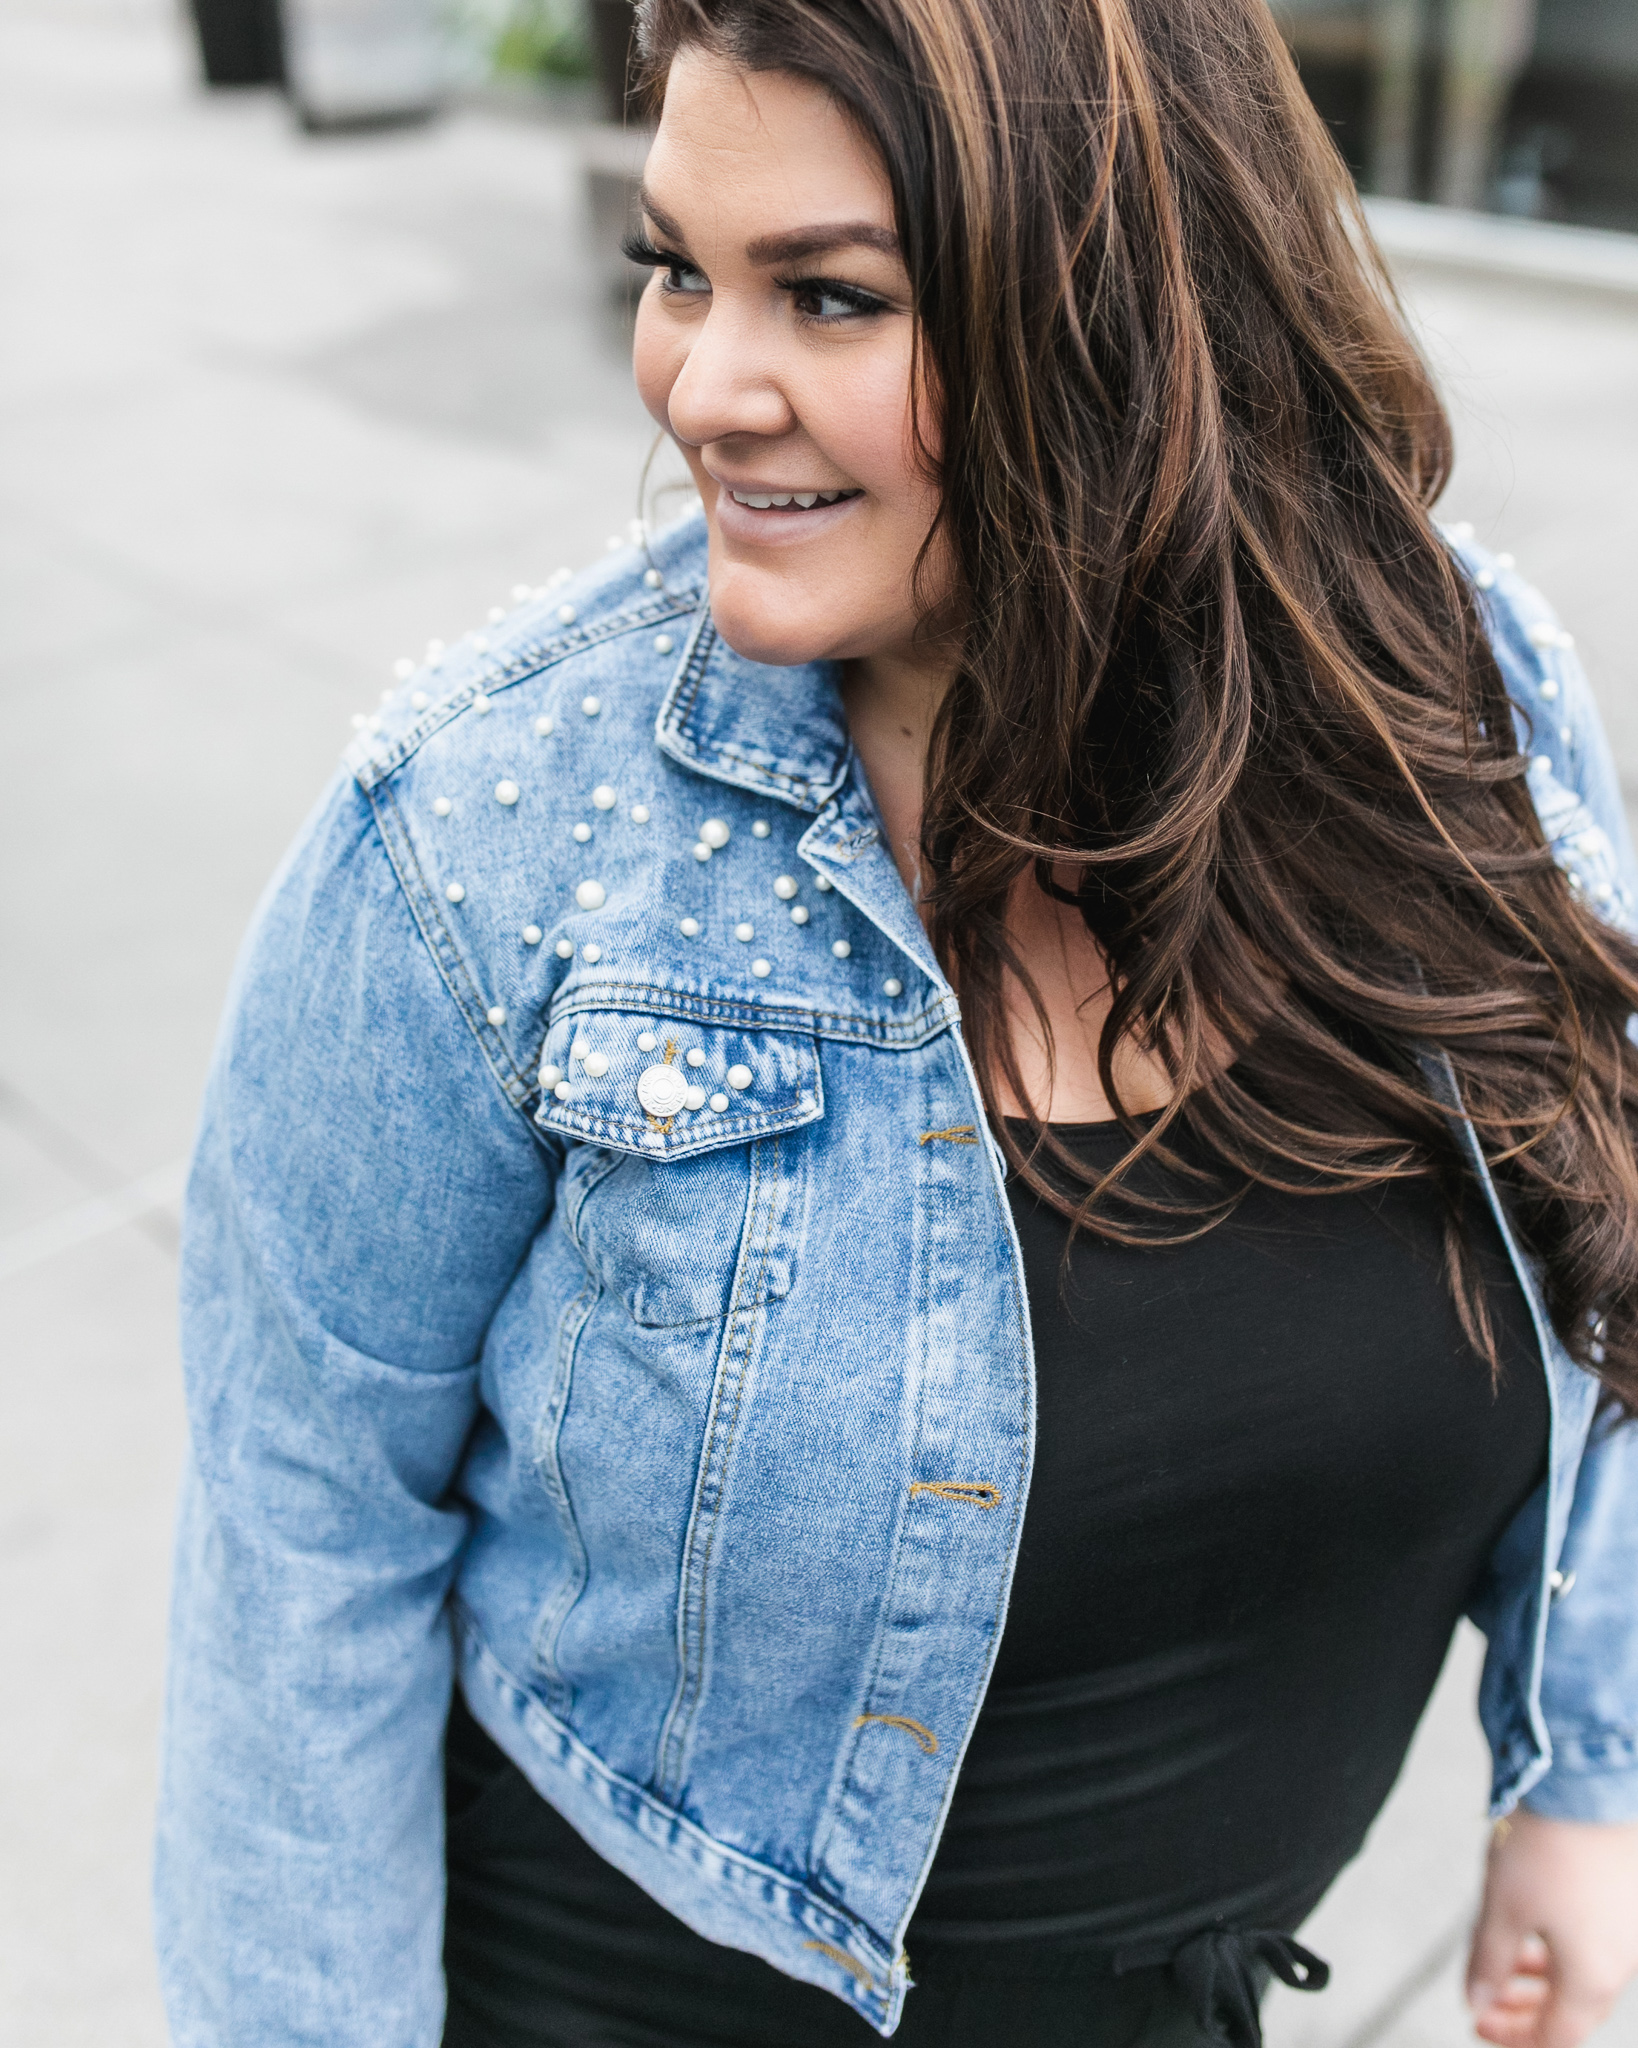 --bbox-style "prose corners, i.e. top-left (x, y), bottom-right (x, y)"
top-left (620, 230), bottom-right (887, 322)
